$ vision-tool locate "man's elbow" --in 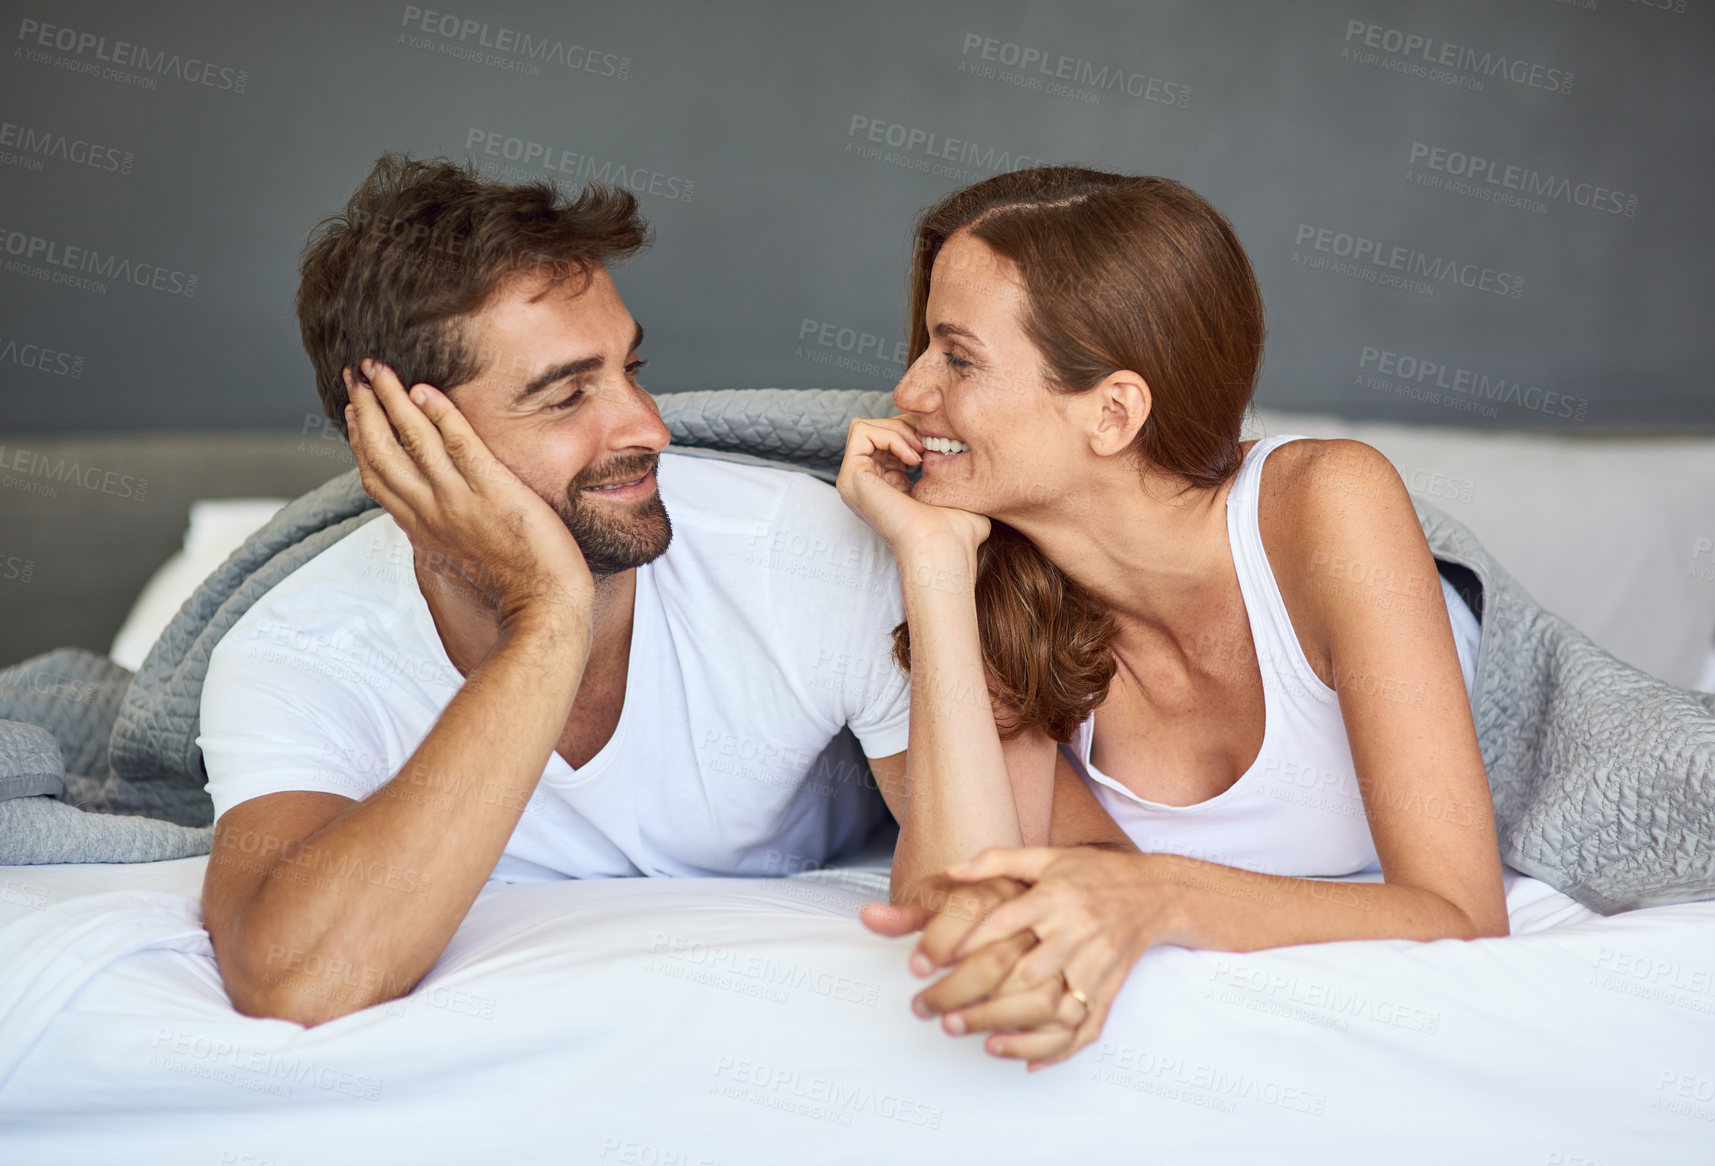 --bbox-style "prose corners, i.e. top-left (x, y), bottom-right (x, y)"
top-left (224, 971), bottom-right (404, 1026)
top-left (1444, 899), bottom-right (1511, 941)
top-left (215, 941), bottom-right (407, 1026)
top-left (1469, 913), bottom-right (1511, 940)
